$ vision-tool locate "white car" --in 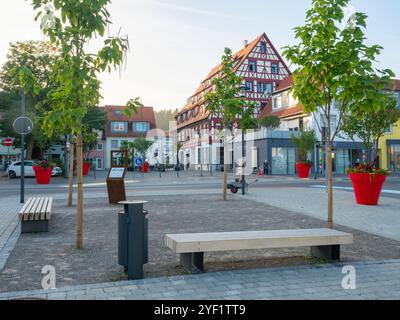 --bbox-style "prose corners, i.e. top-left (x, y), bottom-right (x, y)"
top-left (51, 167), bottom-right (63, 177)
top-left (6, 161), bottom-right (36, 178)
